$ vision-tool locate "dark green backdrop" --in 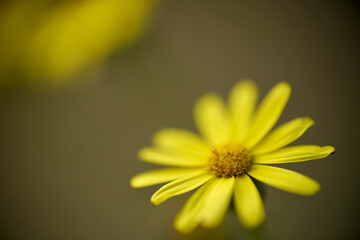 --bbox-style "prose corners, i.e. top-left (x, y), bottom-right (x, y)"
top-left (0, 0), bottom-right (359, 239)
